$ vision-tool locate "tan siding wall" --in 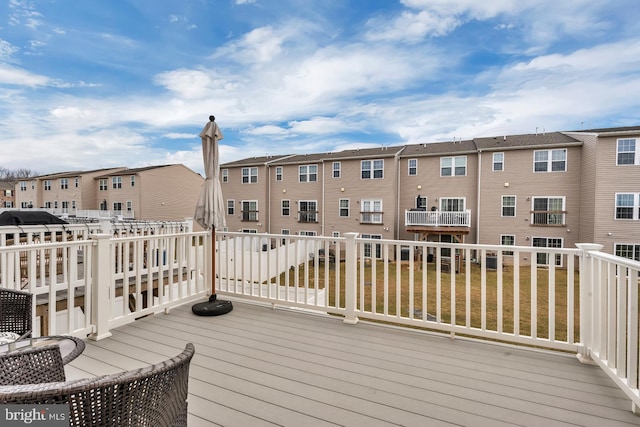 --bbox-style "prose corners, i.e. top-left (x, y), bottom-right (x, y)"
top-left (270, 163), bottom-right (323, 235)
top-left (220, 164), bottom-right (269, 233)
top-left (478, 146), bottom-right (582, 257)
top-left (590, 133), bottom-right (640, 252)
top-left (565, 133), bottom-right (598, 244)
top-left (398, 152), bottom-right (478, 243)
top-left (15, 180), bottom-right (38, 208)
top-left (323, 155), bottom-right (398, 240)
top-left (137, 165), bottom-right (203, 223)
